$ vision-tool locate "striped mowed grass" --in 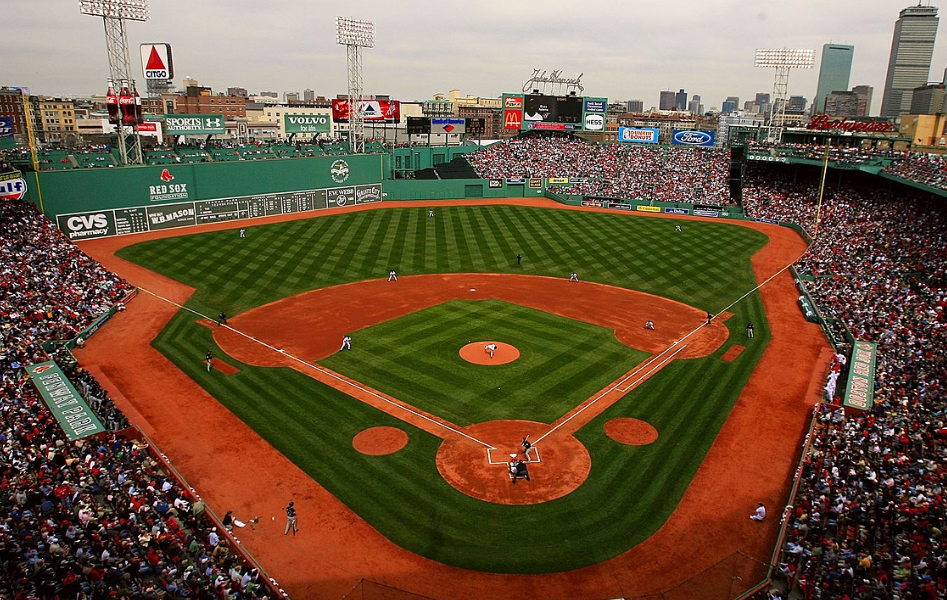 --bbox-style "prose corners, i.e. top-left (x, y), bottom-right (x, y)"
top-left (119, 205), bottom-right (771, 572)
